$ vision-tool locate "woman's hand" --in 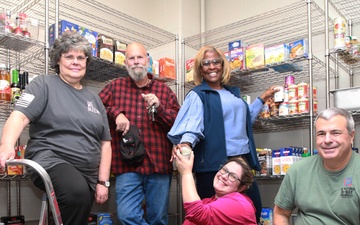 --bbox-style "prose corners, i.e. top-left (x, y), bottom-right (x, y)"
top-left (260, 85), bottom-right (282, 102)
